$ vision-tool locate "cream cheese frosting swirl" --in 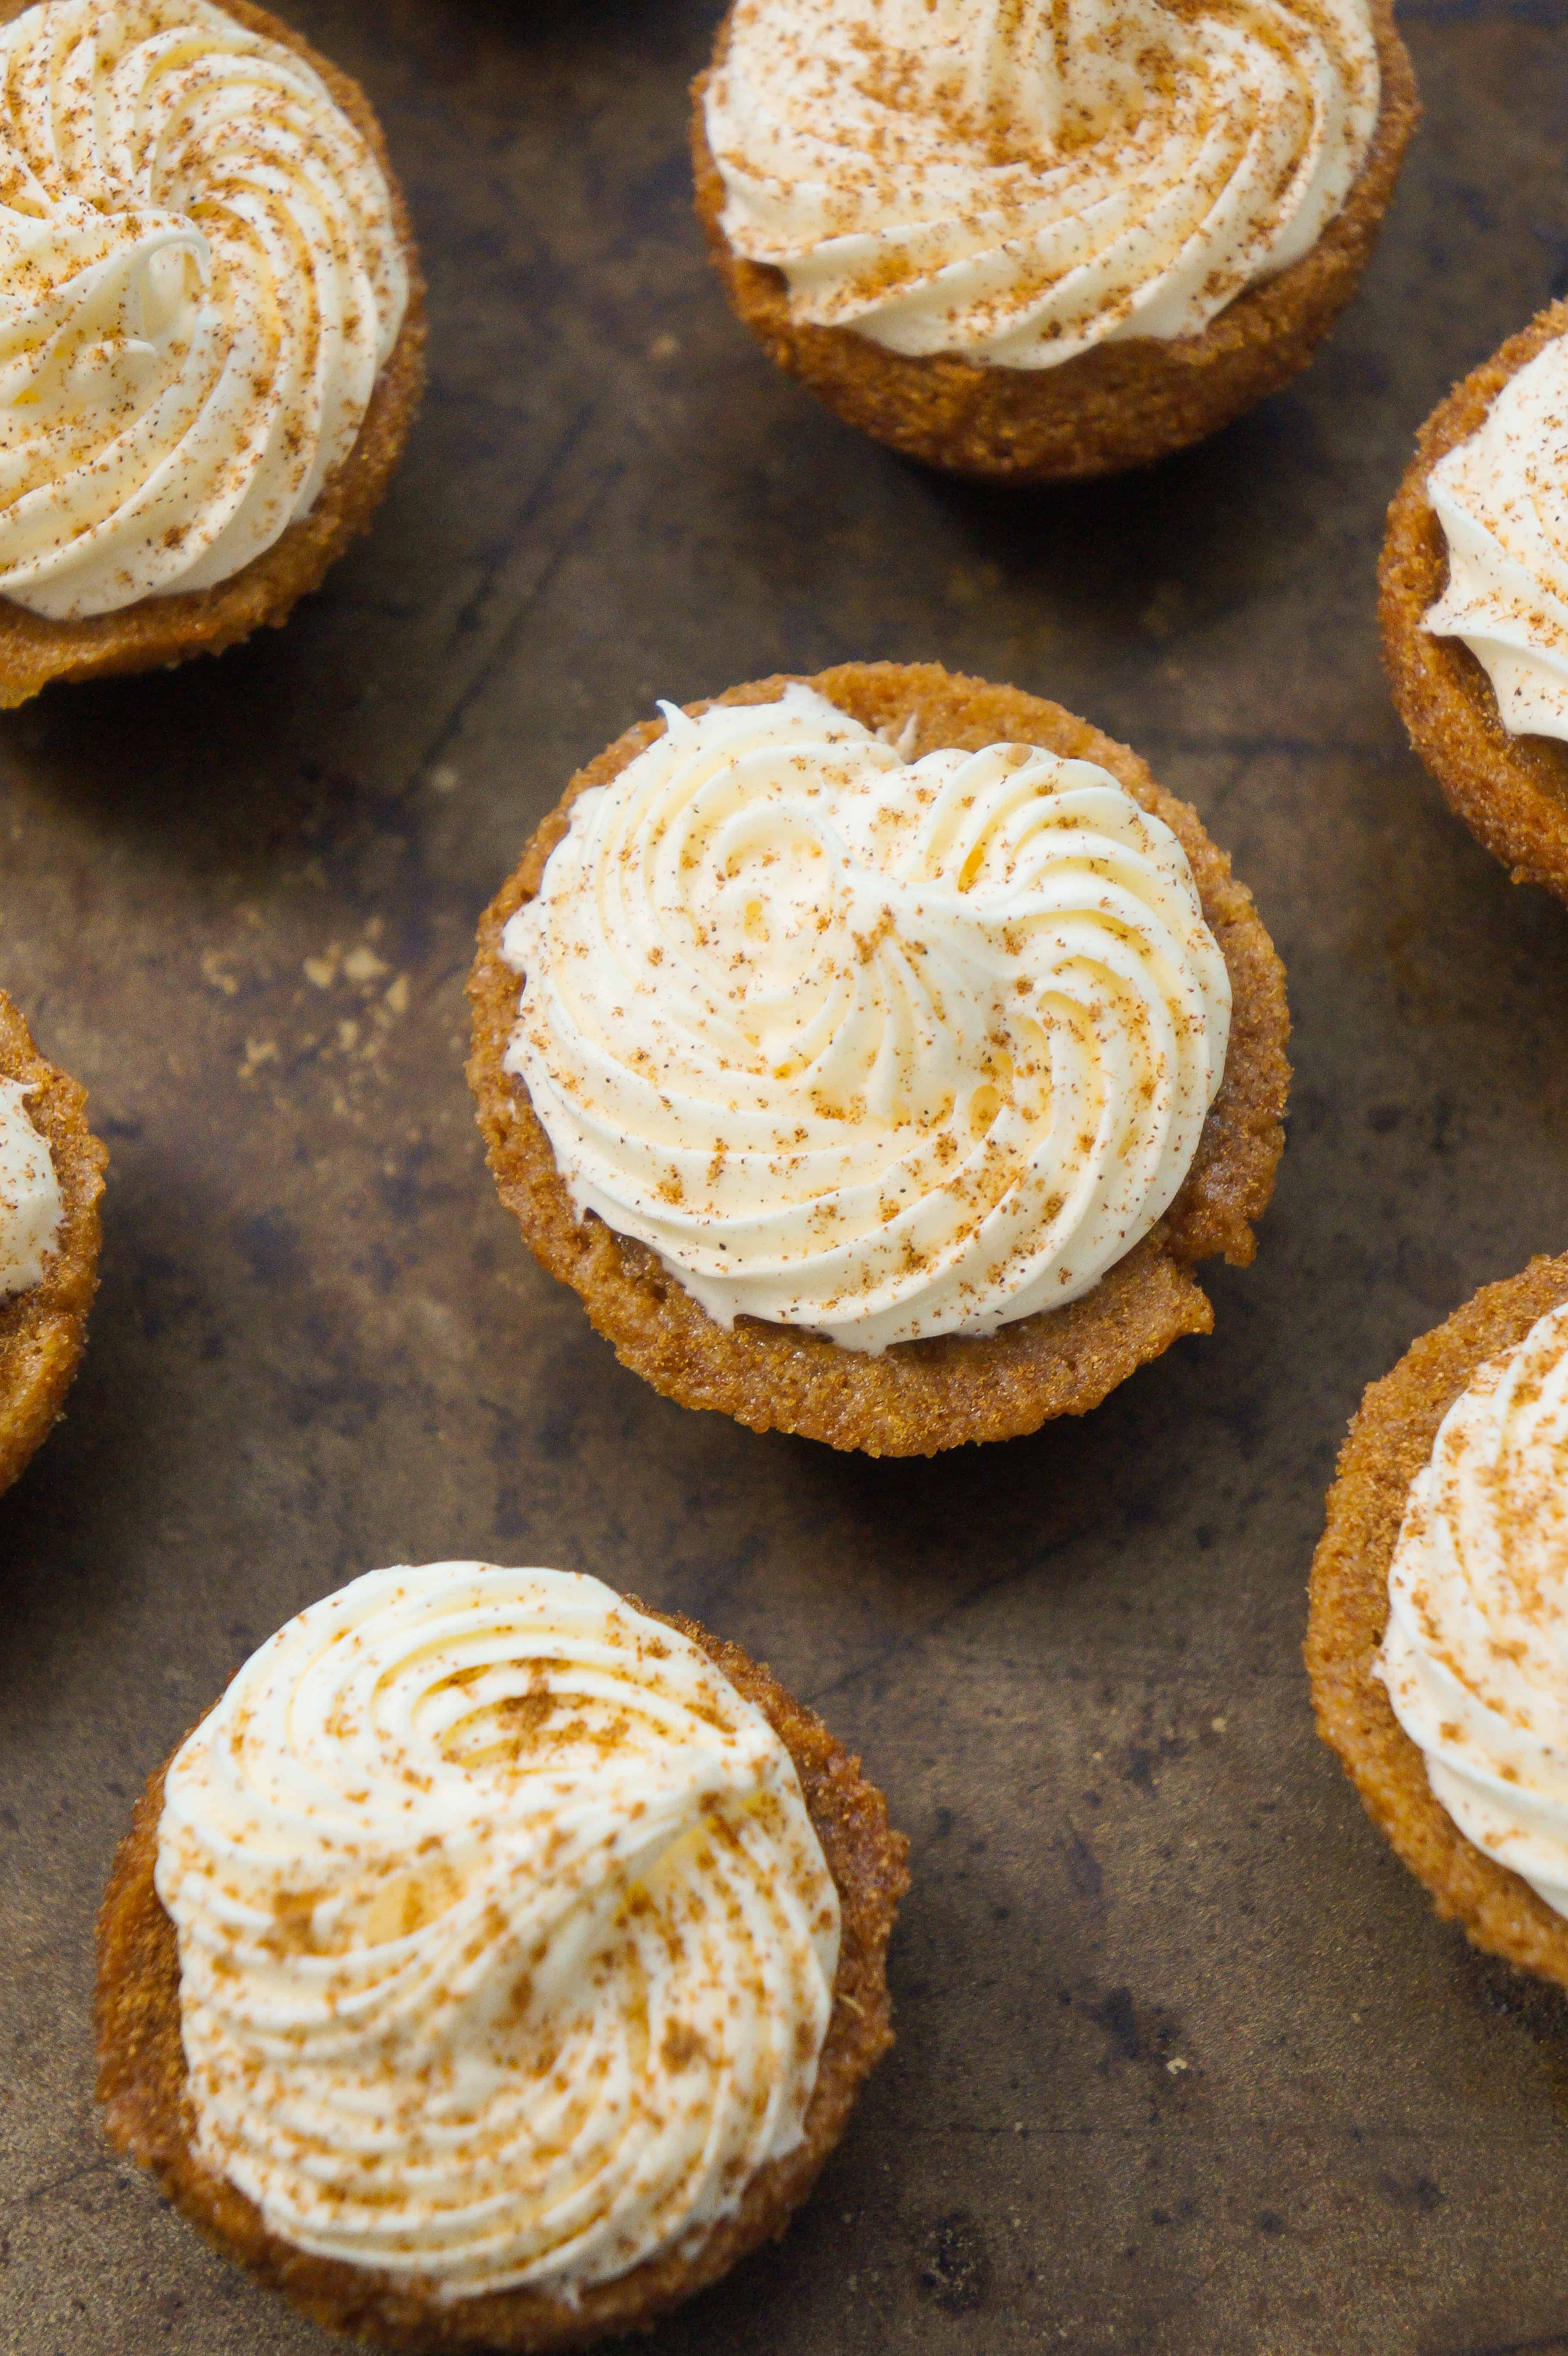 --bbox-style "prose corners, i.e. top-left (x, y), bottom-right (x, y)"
top-left (0, 1078), bottom-right (60, 1298)
top-left (0, 0), bottom-right (407, 620)
top-left (1377, 1302), bottom-right (1568, 1917)
top-left (704, 0), bottom-right (1379, 367)
top-left (1424, 332), bottom-right (1568, 745)
top-left (155, 1563), bottom-right (839, 2302)
top-left (502, 685), bottom-right (1231, 1353)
